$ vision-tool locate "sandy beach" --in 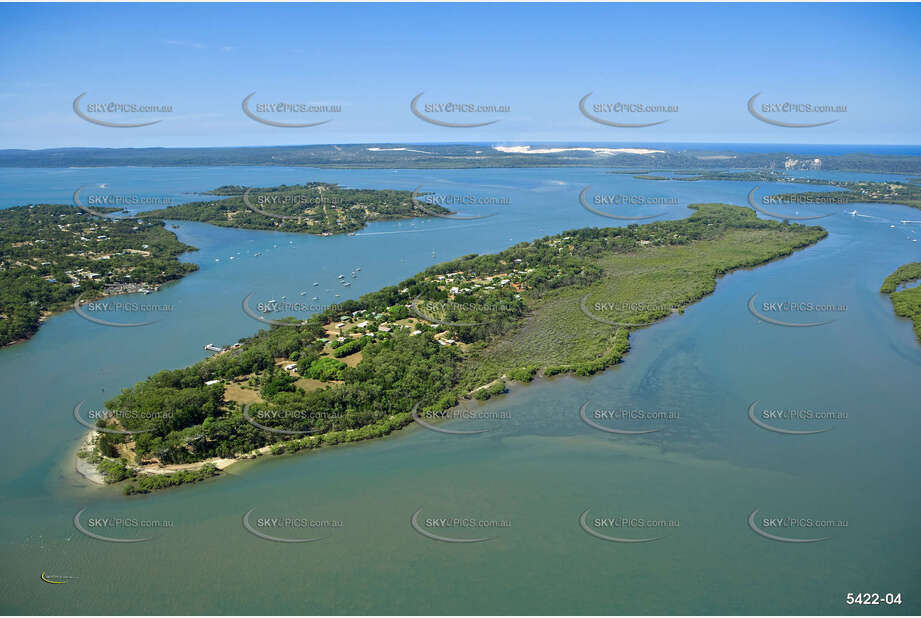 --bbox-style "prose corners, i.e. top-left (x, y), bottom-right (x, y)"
top-left (492, 145), bottom-right (665, 155)
top-left (74, 430), bottom-right (105, 485)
